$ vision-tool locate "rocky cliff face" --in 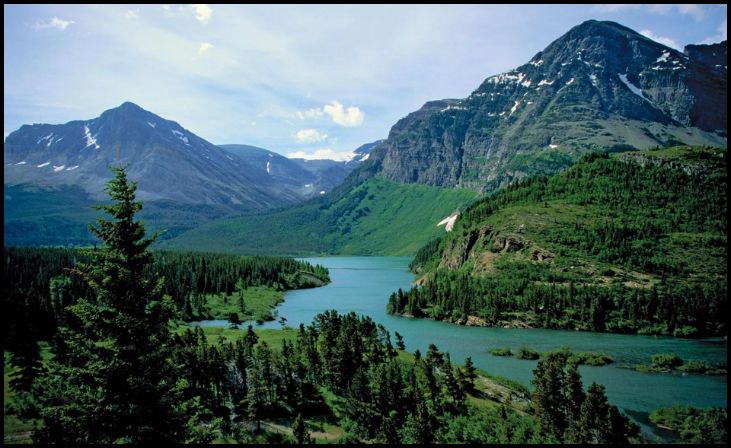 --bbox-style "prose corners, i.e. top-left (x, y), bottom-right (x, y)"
top-left (365, 20), bottom-right (727, 192)
top-left (684, 41), bottom-right (727, 74)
